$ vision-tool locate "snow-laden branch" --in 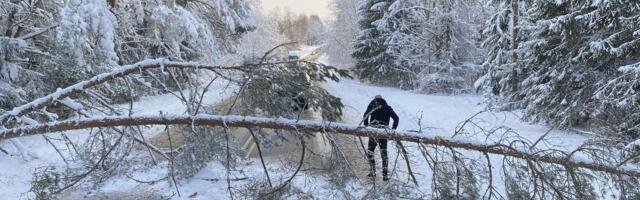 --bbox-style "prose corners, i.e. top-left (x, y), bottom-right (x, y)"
top-left (1, 114), bottom-right (639, 177)
top-left (0, 59), bottom-right (246, 122)
top-left (0, 59), bottom-right (340, 124)
top-left (17, 23), bottom-right (60, 40)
